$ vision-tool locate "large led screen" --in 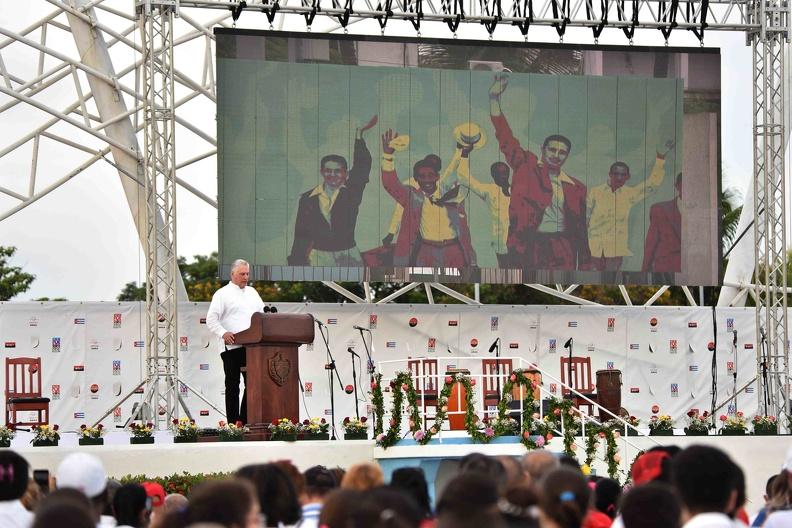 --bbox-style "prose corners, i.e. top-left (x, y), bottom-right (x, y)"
top-left (216, 30), bottom-right (721, 285)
